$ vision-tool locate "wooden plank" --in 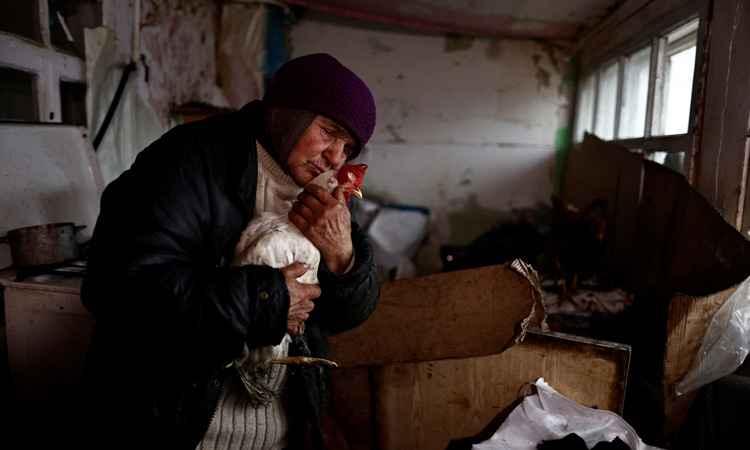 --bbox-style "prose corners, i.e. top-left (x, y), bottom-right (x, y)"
top-left (576, 0), bottom-right (654, 54)
top-left (3, 286), bottom-right (95, 435)
top-left (743, 133), bottom-right (750, 236)
top-left (576, 0), bottom-right (693, 71)
top-left (696, 0), bottom-right (750, 226)
top-left (658, 163), bottom-right (750, 300)
top-left (661, 284), bottom-right (739, 441)
top-left (630, 160), bottom-right (750, 303)
top-left (630, 161), bottom-right (680, 296)
top-left (329, 367), bottom-right (373, 450)
top-left (369, 330), bottom-right (630, 450)
top-left (560, 134), bottom-right (644, 282)
top-left (662, 286), bottom-right (738, 389)
top-left (328, 260), bottom-right (545, 368)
